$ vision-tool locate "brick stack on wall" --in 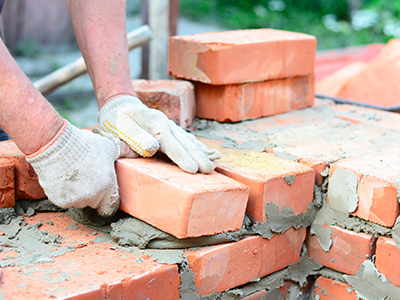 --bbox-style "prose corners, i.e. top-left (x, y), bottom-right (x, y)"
top-left (168, 29), bottom-right (317, 122)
